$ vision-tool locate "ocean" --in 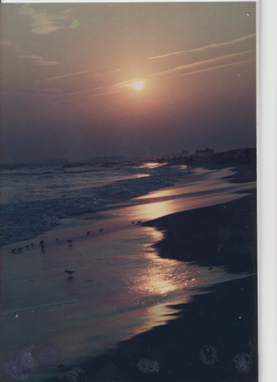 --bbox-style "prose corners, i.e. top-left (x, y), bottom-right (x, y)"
top-left (0, 160), bottom-right (254, 246)
top-left (0, 160), bottom-right (191, 246)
